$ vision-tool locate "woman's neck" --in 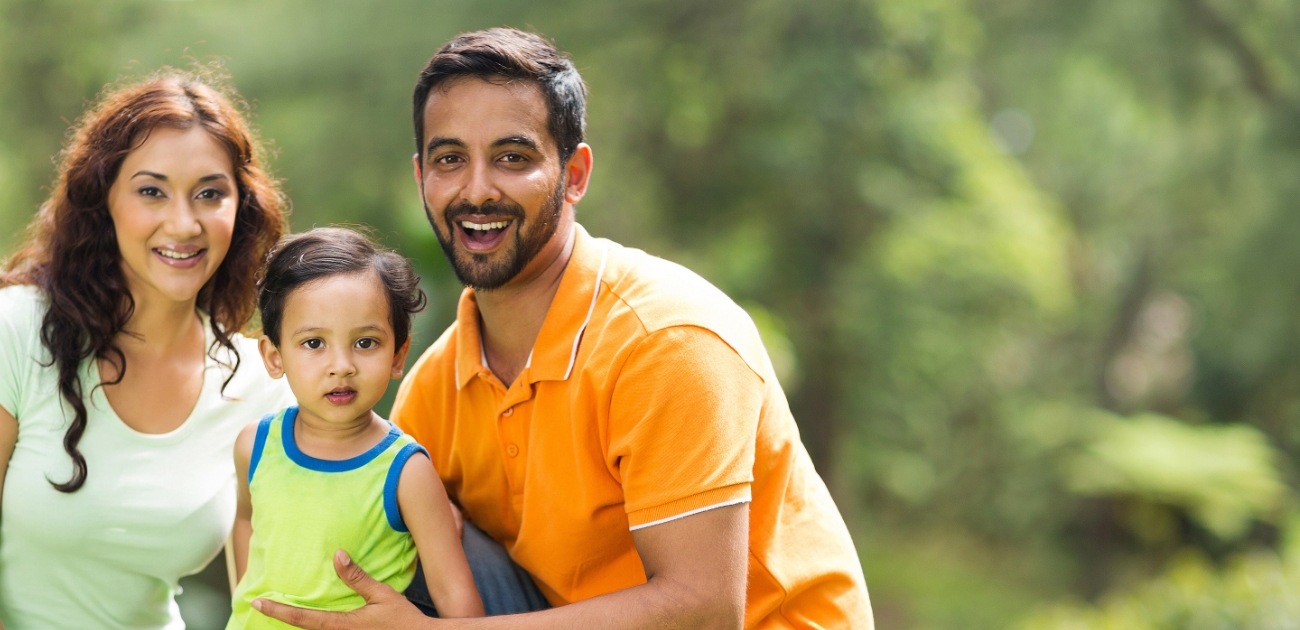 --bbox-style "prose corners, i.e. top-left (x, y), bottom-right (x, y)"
top-left (116, 295), bottom-right (204, 356)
